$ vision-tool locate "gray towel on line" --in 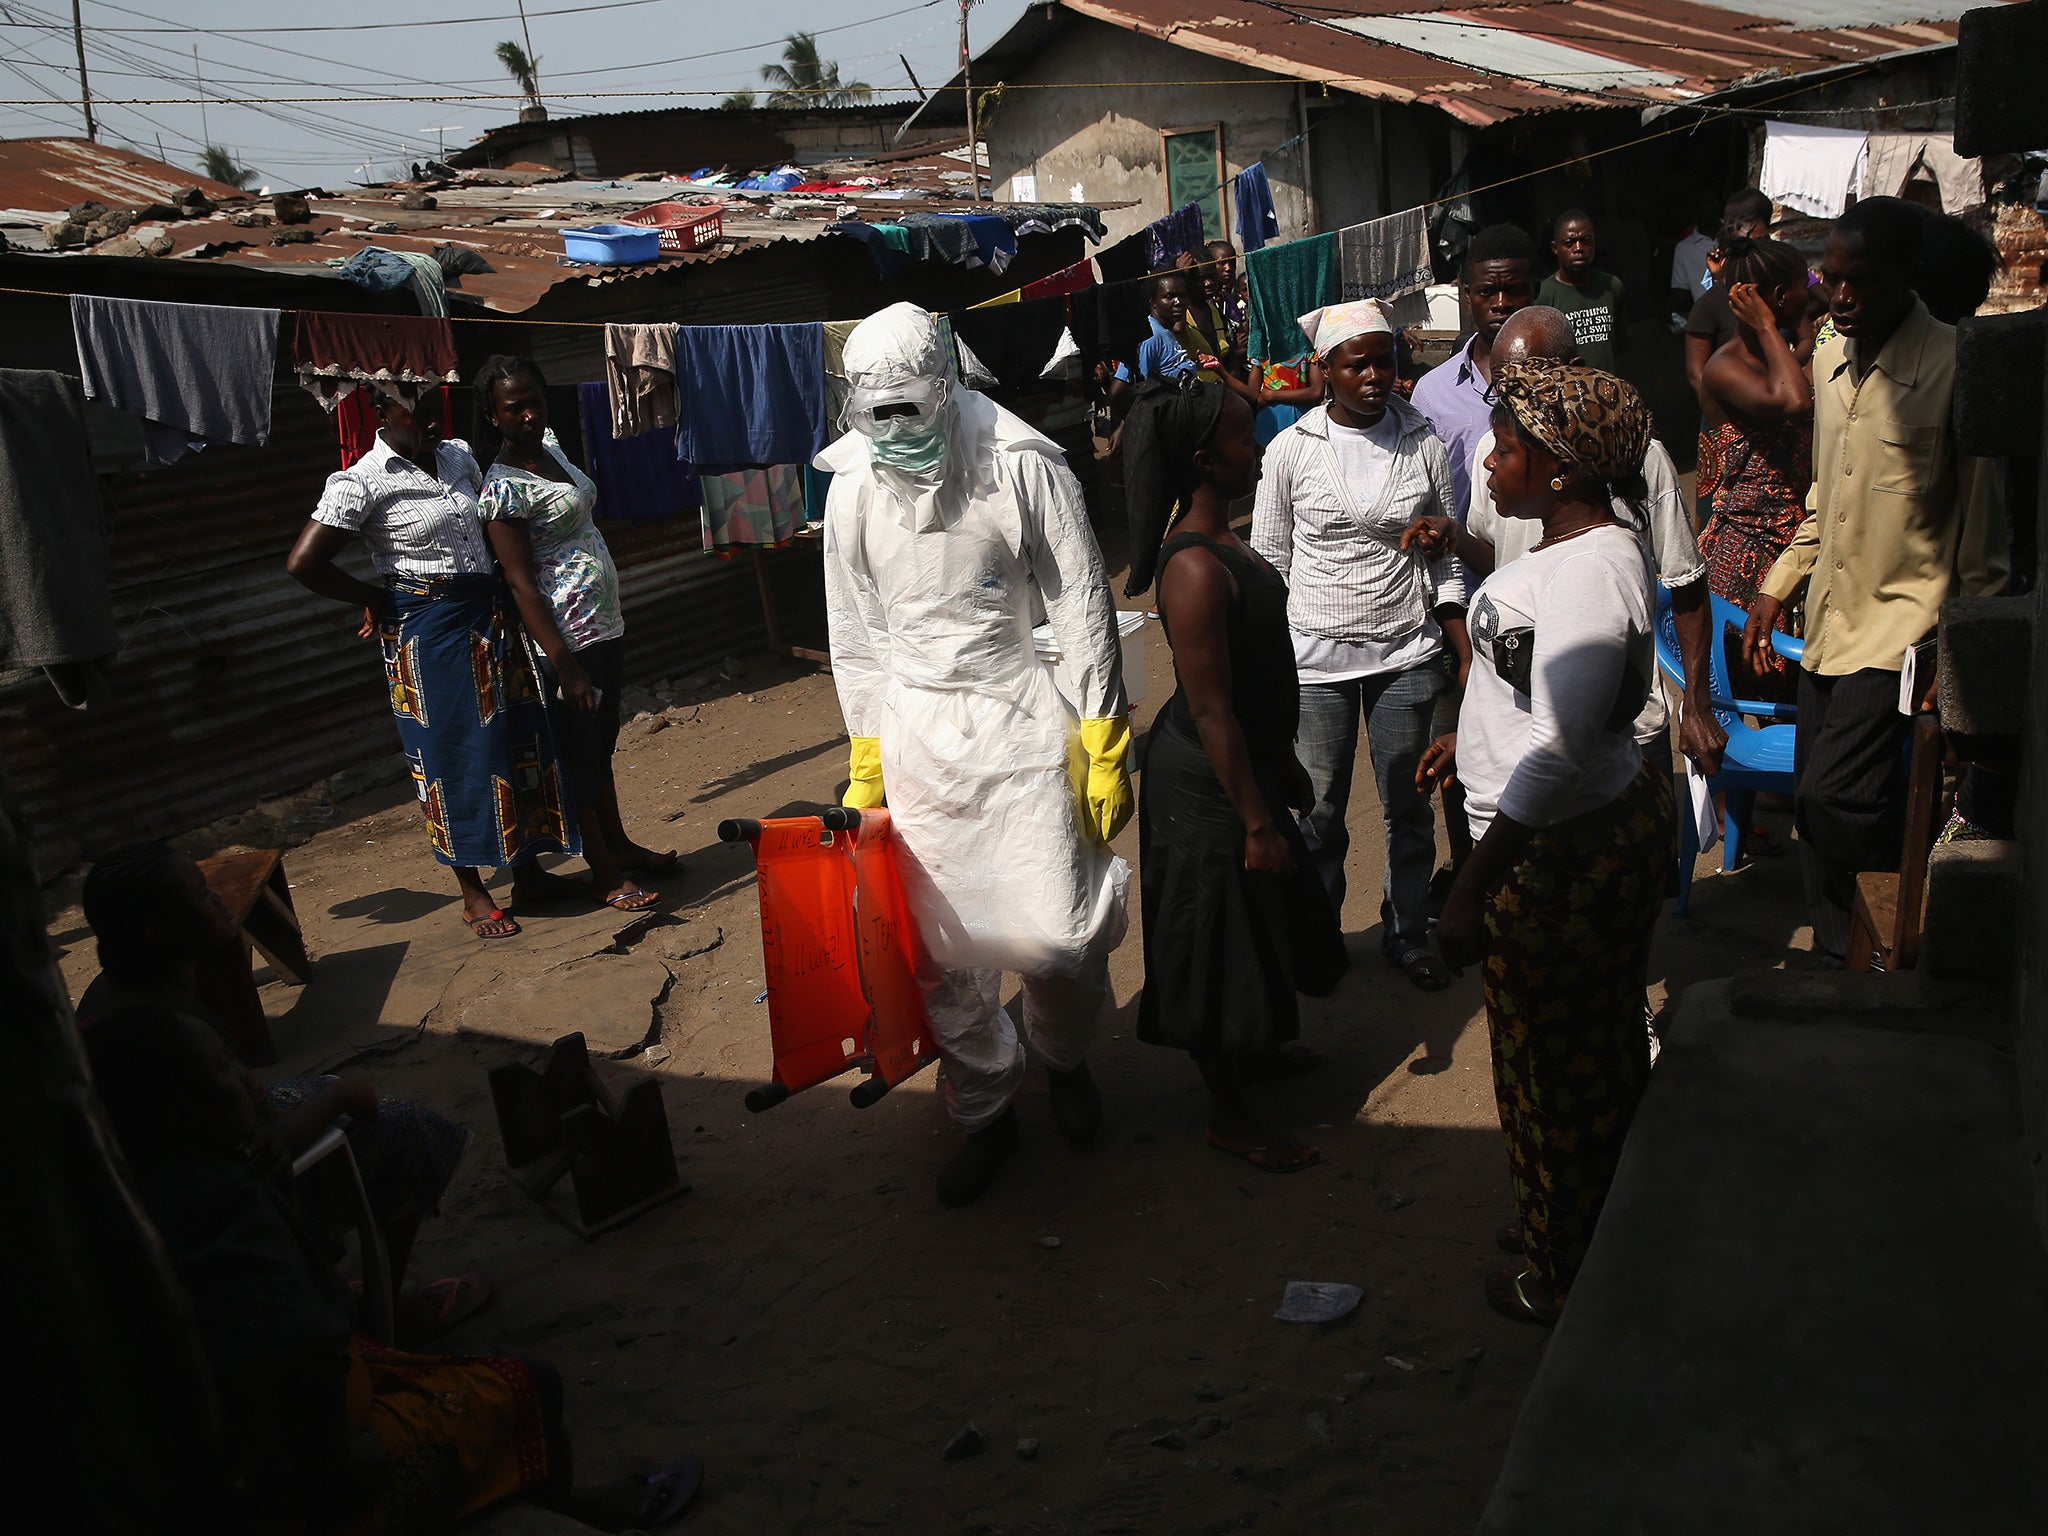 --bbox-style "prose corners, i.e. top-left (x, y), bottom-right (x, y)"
top-left (0, 368), bottom-right (117, 706)
top-left (70, 294), bottom-right (278, 467)
top-left (1337, 208), bottom-right (1433, 313)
